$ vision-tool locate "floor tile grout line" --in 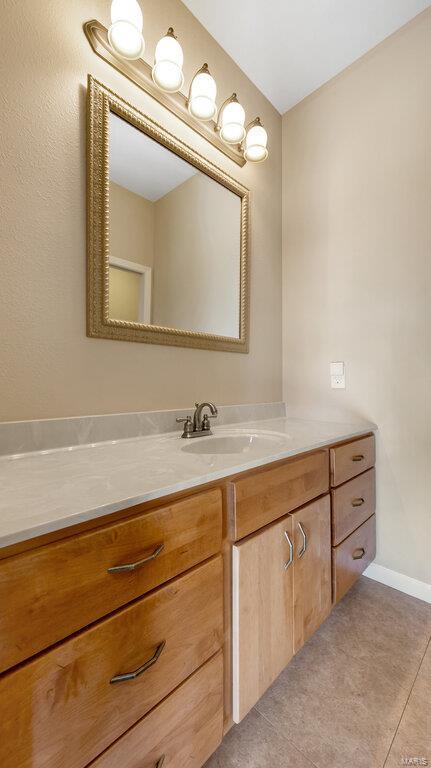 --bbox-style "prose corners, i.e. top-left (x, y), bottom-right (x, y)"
top-left (255, 707), bottom-right (321, 768)
top-left (381, 635), bottom-right (431, 768)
